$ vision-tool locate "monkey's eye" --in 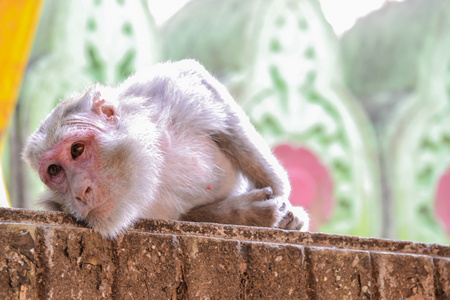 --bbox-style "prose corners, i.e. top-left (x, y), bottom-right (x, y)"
top-left (71, 143), bottom-right (85, 159)
top-left (48, 164), bottom-right (62, 177)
